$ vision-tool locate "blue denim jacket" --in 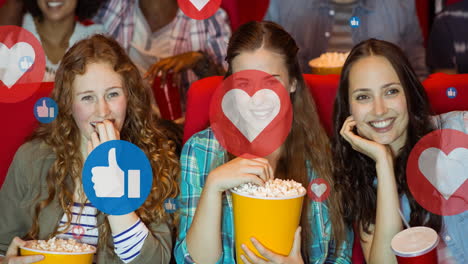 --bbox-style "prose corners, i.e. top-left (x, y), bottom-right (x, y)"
top-left (430, 112), bottom-right (468, 263)
top-left (265, 0), bottom-right (428, 79)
